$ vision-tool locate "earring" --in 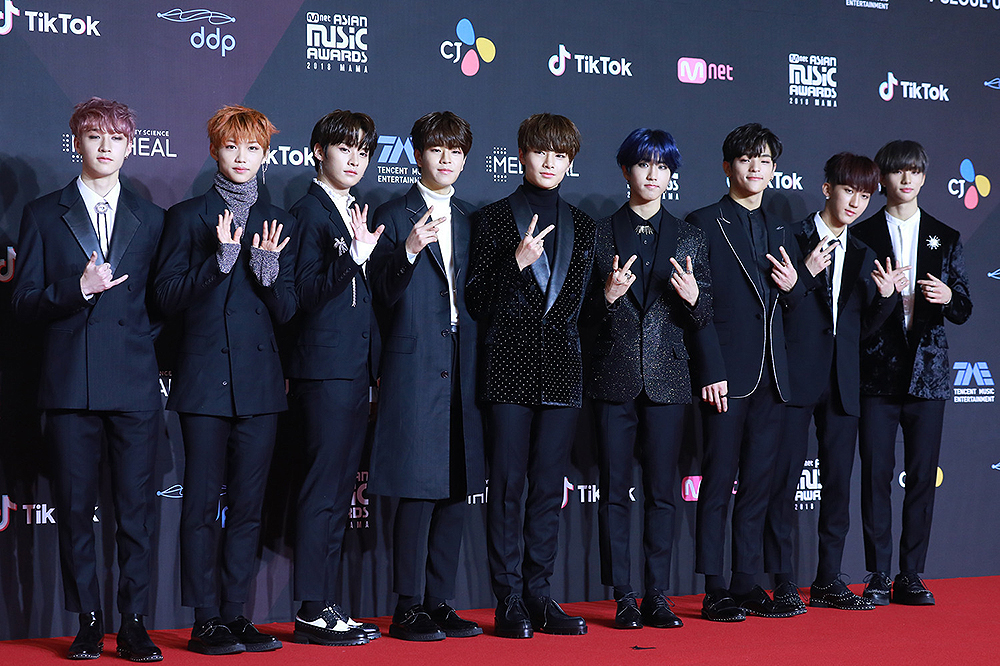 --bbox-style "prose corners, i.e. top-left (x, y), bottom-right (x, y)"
top-left (261, 161), bottom-right (268, 184)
